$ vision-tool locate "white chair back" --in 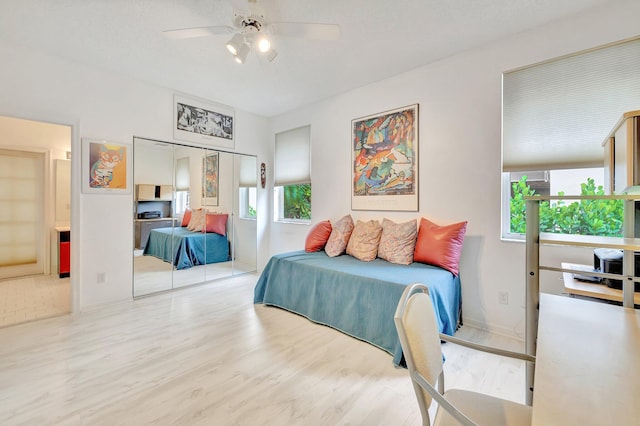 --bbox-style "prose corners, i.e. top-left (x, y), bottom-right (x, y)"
top-left (394, 284), bottom-right (444, 423)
